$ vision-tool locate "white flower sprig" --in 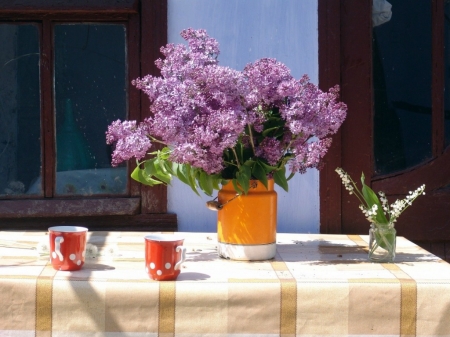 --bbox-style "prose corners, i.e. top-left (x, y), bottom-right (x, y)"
top-left (336, 167), bottom-right (425, 225)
